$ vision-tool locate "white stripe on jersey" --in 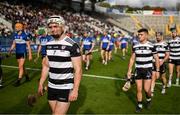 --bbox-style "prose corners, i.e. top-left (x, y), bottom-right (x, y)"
top-left (49, 61), bottom-right (73, 68)
top-left (170, 48), bottom-right (180, 52)
top-left (169, 43), bottom-right (180, 47)
top-left (47, 36), bottom-right (74, 47)
top-left (170, 52), bottom-right (180, 56)
top-left (134, 42), bottom-right (153, 48)
top-left (135, 50), bottom-right (152, 54)
top-left (83, 41), bottom-right (91, 45)
top-left (47, 50), bottom-right (70, 57)
top-left (135, 63), bottom-right (153, 68)
top-left (48, 81), bottom-right (73, 89)
top-left (102, 39), bottom-right (109, 43)
top-left (15, 39), bottom-right (26, 44)
top-left (169, 56), bottom-right (180, 60)
top-left (136, 57), bottom-right (153, 62)
top-left (49, 72), bottom-right (74, 80)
